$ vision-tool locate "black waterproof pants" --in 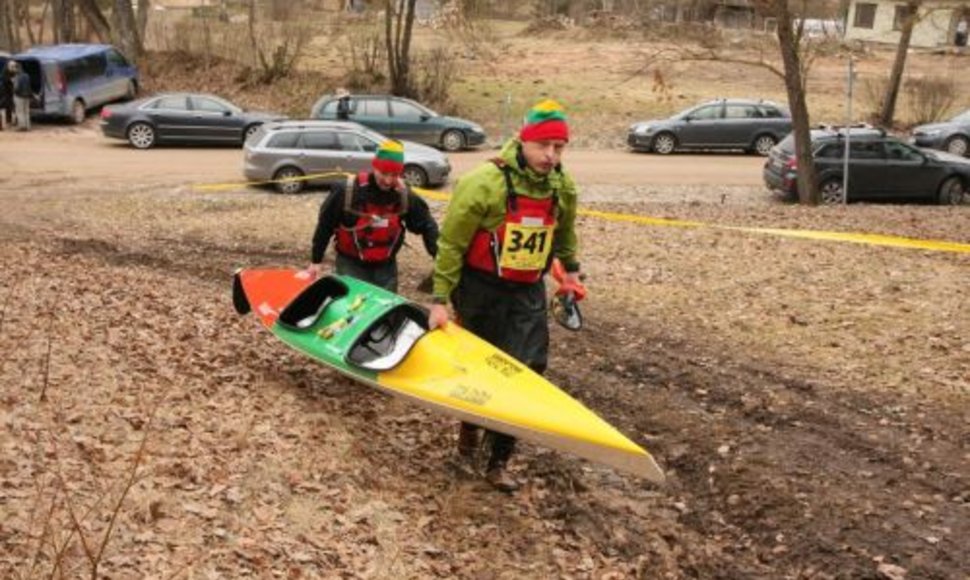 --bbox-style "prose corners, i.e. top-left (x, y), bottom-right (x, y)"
top-left (453, 268), bottom-right (549, 469)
